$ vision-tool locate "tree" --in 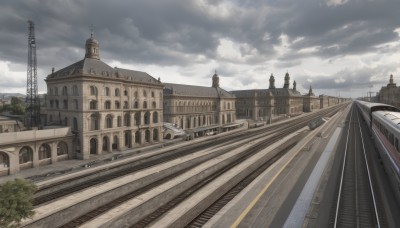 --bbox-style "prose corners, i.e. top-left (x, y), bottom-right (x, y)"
top-left (0, 179), bottom-right (37, 227)
top-left (10, 97), bottom-right (23, 106)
